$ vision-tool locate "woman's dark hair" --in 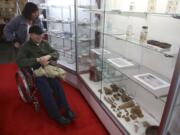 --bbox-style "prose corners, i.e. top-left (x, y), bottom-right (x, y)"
top-left (22, 2), bottom-right (39, 20)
